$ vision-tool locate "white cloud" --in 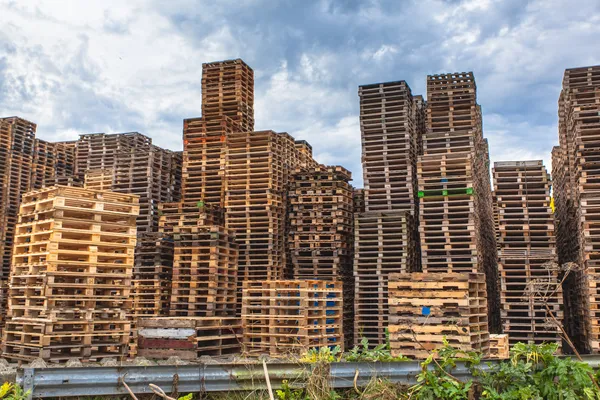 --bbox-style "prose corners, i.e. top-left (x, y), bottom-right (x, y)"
top-left (371, 45), bottom-right (398, 61)
top-left (1, 0), bottom-right (600, 189)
